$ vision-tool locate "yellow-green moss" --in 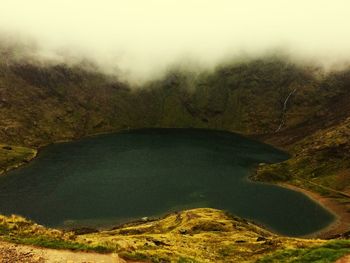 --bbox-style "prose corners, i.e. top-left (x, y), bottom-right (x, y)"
top-left (256, 117), bottom-right (350, 198)
top-left (78, 208), bottom-right (325, 263)
top-left (0, 144), bottom-right (37, 175)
